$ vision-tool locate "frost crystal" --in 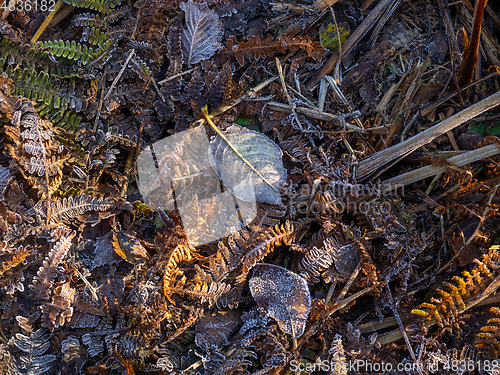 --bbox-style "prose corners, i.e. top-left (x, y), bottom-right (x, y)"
top-left (249, 264), bottom-right (311, 337)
